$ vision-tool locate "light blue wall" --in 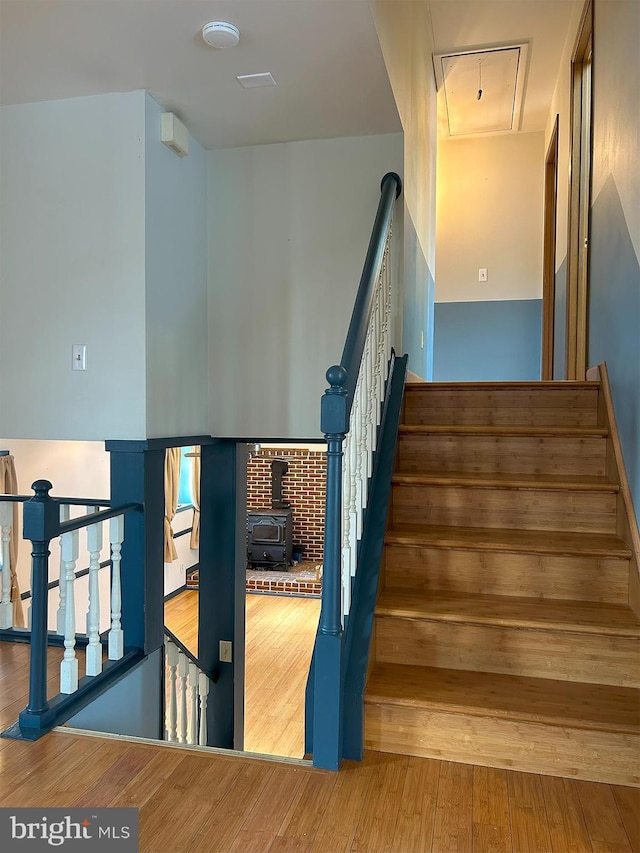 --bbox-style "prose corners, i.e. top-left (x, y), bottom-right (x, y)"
top-left (589, 180), bottom-right (640, 522)
top-left (589, 0), bottom-right (640, 526)
top-left (433, 300), bottom-right (542, 382)
top-left (553, 257), bottom-right (567, 380)
top-left (67, 650), bottom-right (163, 738)
top-left (403, 203), bottom-right (434, 379)
top-left (144, 94), bottom-right (209, 438)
